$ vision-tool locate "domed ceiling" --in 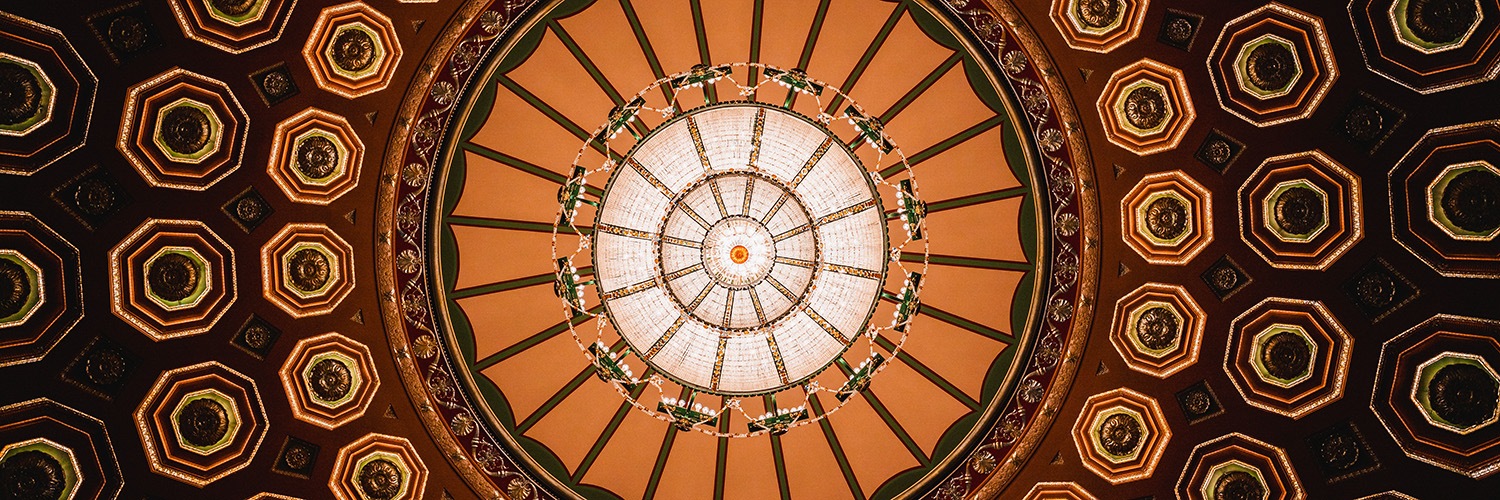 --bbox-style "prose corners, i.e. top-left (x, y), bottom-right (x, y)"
top-left (0, 0), bottom-right (1496, 499)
